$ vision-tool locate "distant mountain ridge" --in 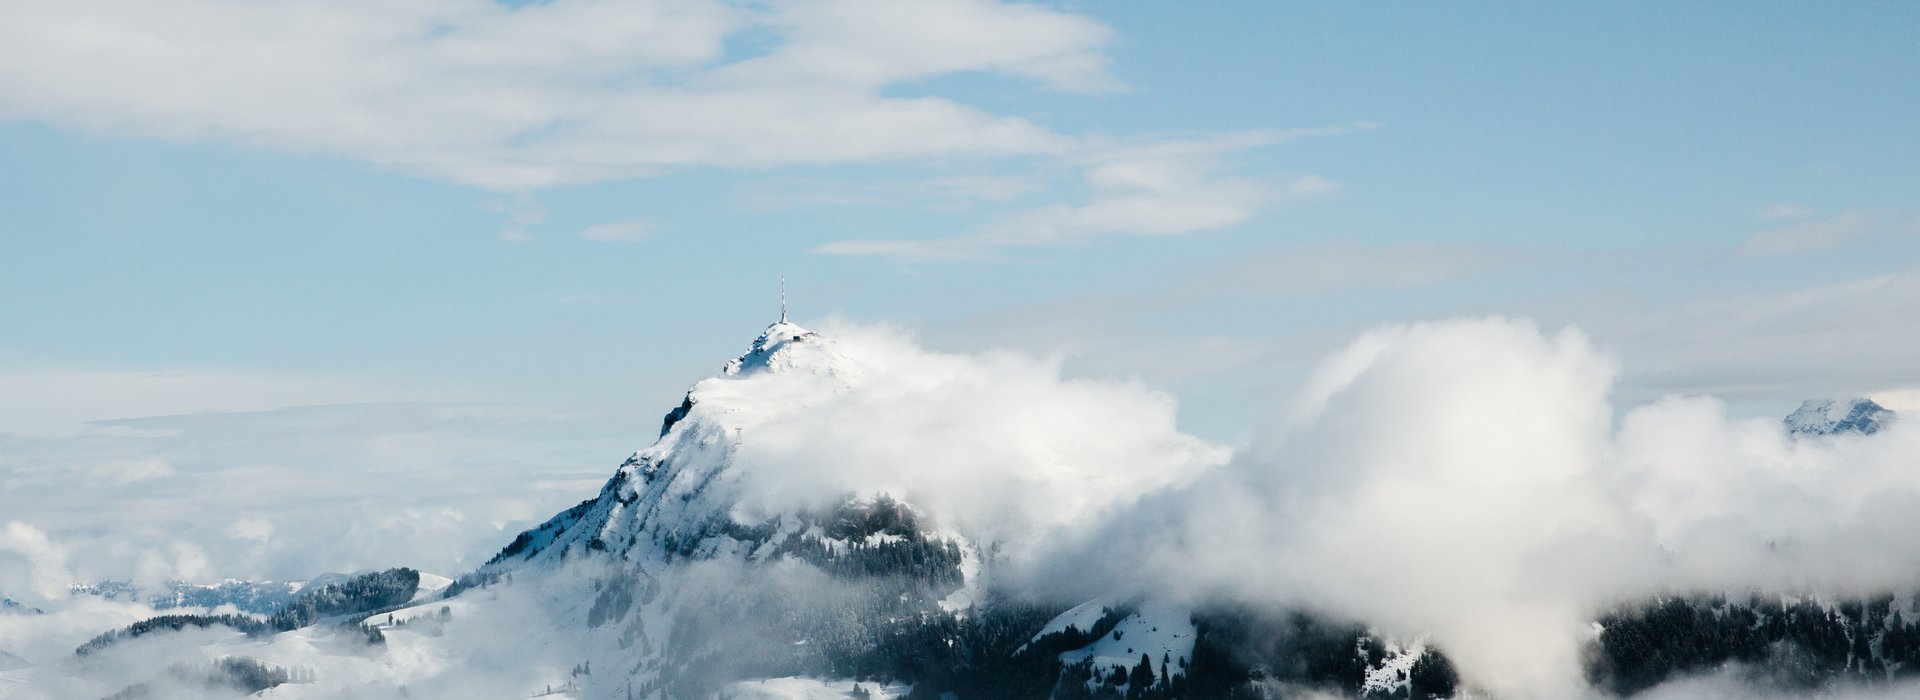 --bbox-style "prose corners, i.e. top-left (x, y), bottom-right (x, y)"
top-left (0, 596), bottom-right (43, 616)
top-left (71, 577), bottom-right (315, 616)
